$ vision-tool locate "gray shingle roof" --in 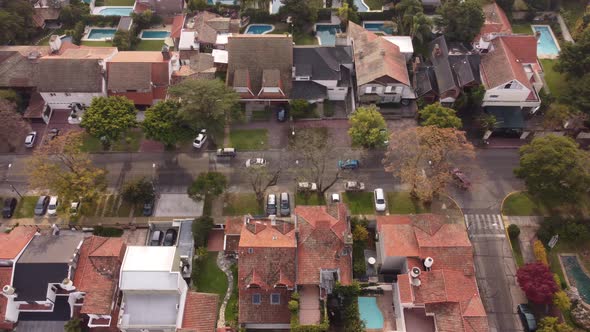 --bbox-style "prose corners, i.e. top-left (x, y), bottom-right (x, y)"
top-left (38, 58), bottom-right (103, 93)
top-left (293, 46), bottom-right (353, 81)
top-left (291, 81), bottom-right (327, 100)
top-left (429, 36), bottom-right (459, 97)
